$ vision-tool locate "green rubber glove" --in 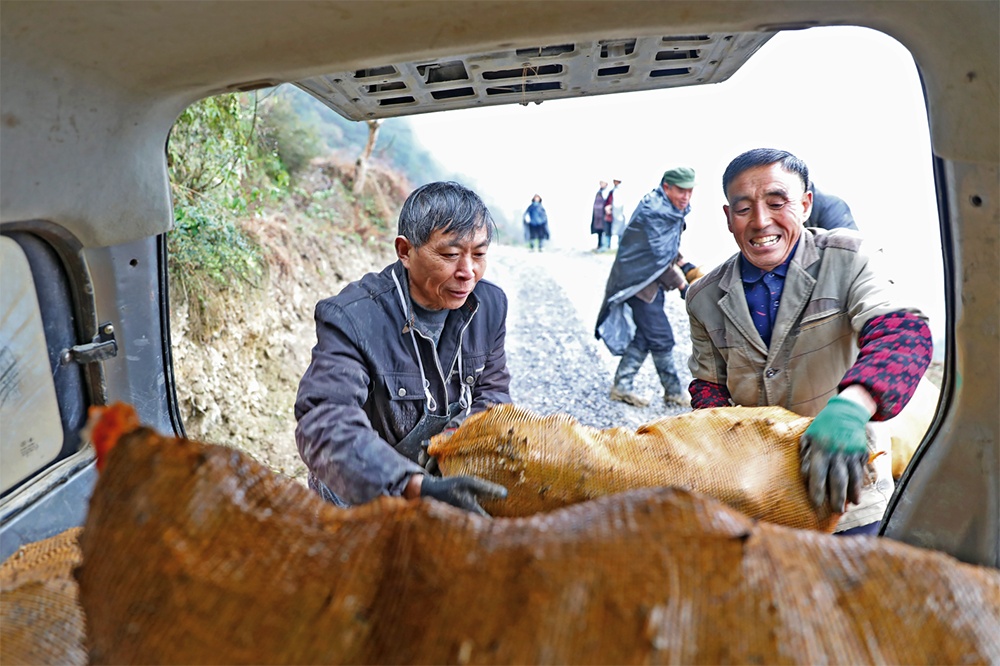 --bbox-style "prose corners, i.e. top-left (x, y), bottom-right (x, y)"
top-left (799, 395), bottom-right (871, 512)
